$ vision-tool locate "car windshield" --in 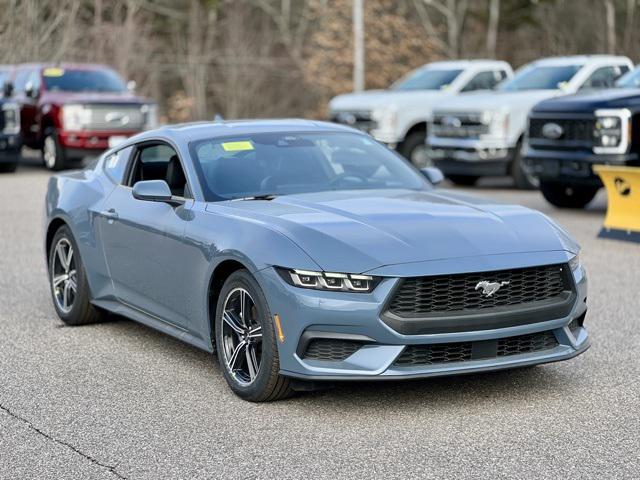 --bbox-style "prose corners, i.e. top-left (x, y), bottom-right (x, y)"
top-left (499, 64), bottom-right (582, 91)
top-left (43, 68), bottom-right (127, 93)
top-left (615, 68), bottom-right (640, 88)
top-left (190, 132), bottom-right (428, 201)
top-left (391, 68), bottom-right (463, 91)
